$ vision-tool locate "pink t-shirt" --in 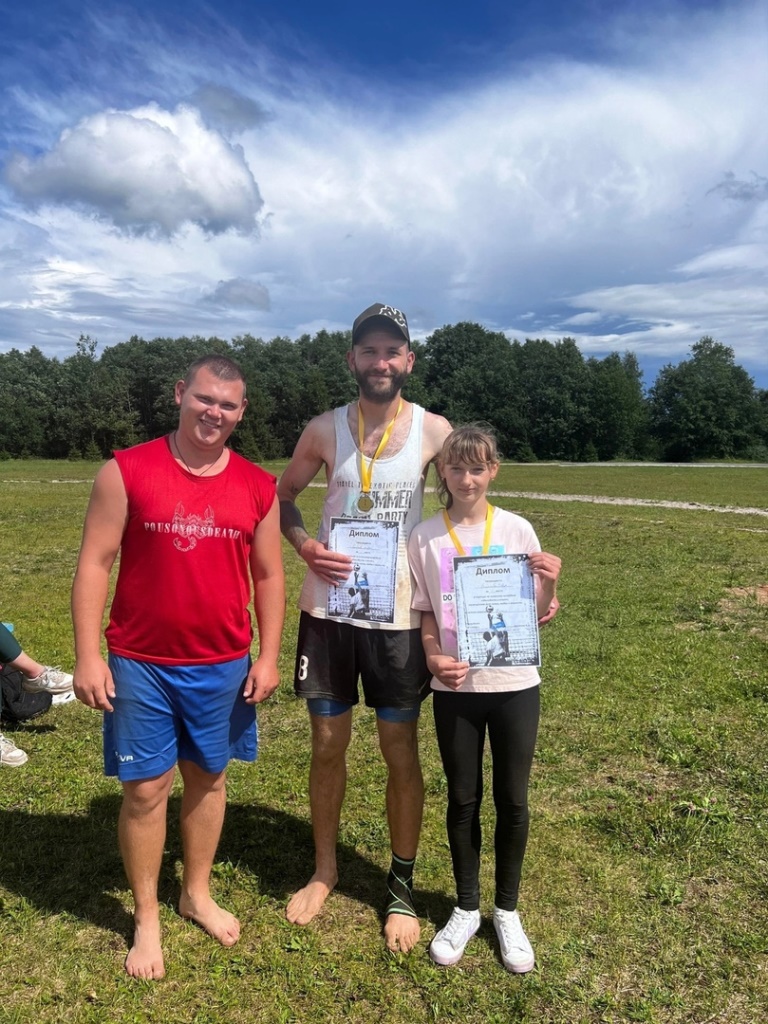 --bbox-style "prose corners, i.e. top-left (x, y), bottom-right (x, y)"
top-left (106, 437), bottom-right (276, 665)
top-left (407, 506), bottom-right (541, 693)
